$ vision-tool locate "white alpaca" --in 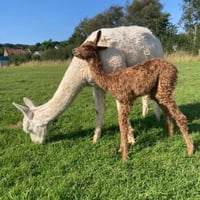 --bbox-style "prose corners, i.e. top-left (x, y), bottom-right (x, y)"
top-left (13, 26), bottom-right (163, 144)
